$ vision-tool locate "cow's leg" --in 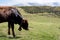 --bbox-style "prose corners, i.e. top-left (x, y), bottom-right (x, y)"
top-left (11, 23), bottom-right (15, 37)
top-left (8, 22), bottom-right (11, 35)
